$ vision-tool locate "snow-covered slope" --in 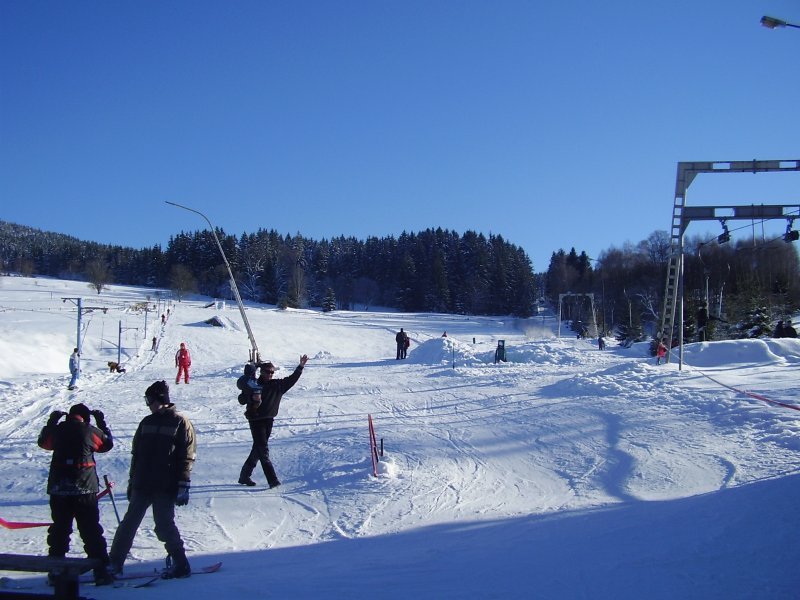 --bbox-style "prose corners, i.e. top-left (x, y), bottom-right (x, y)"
top-left (1, 276), bottom-right (798, 599)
